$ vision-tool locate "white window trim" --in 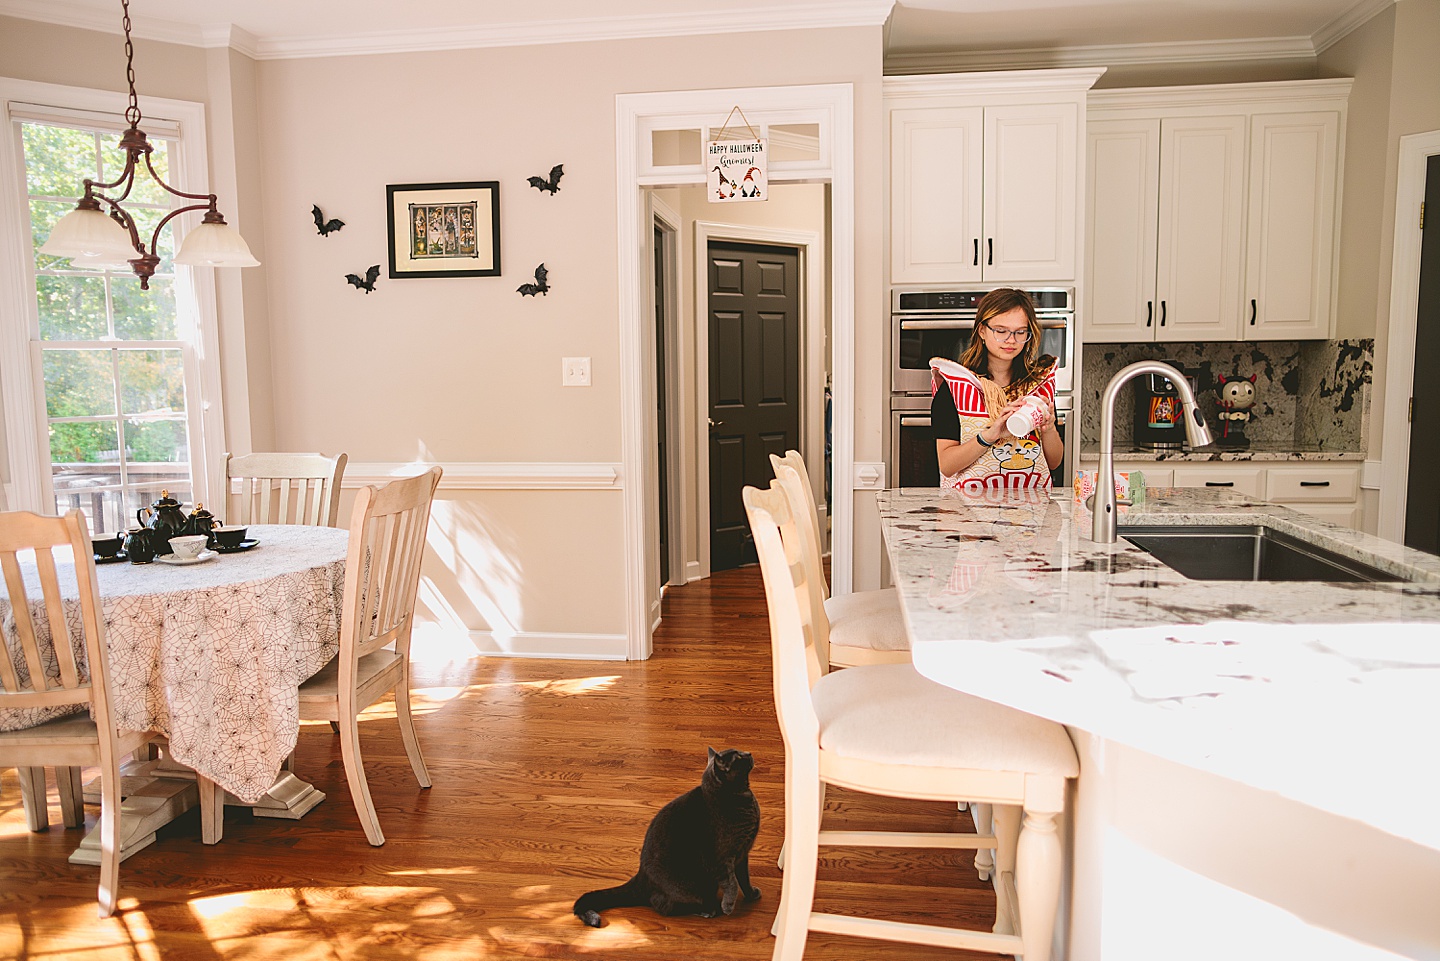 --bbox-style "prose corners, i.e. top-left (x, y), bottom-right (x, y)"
top-left (0, 76), bottom-right (226, 514)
